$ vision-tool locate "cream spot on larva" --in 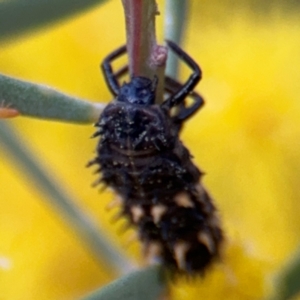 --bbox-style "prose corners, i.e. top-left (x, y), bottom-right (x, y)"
top-left (197, 231), bottom-right (215, 254)
top-left (207, 214), bottom-right (220, 228)
top-left (105, 194), bottom-right (123, 211)
top-left (130, 205), bottom-right (144, 223)
top-left (195, 184), bottom-right (206, 197)
top-left (151, 204), bottom-right (167, 224)
top-left (173, 242), bottom-right (190, 270)
top-left (144, 242), bottom-right (162, 264)
top-left (174, 192), bottom-right (194, 208)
